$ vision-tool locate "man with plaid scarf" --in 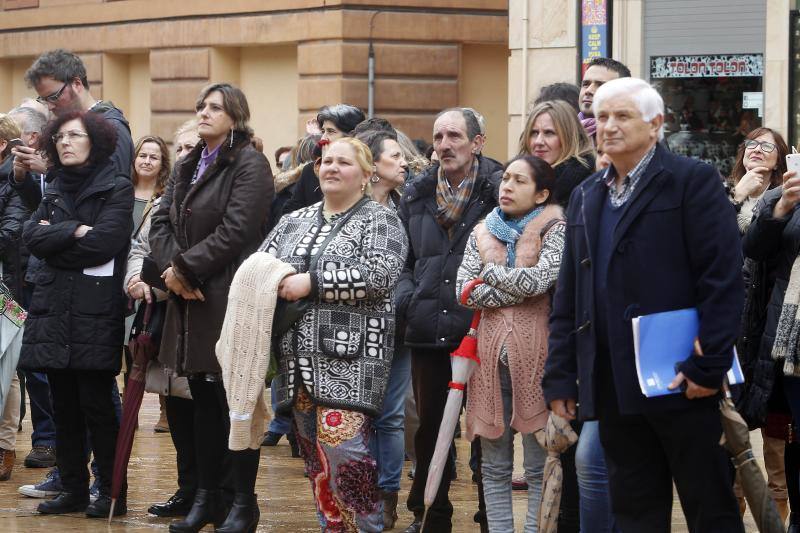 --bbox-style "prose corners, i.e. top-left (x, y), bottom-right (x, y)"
top-left (395, 108), bottom-right (501, 533)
